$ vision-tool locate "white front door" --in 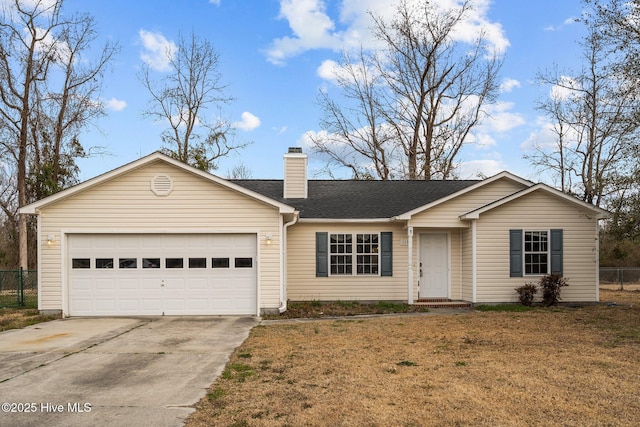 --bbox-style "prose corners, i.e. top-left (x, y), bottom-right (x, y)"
top-left (419, 233), bottom-right (449, 298)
